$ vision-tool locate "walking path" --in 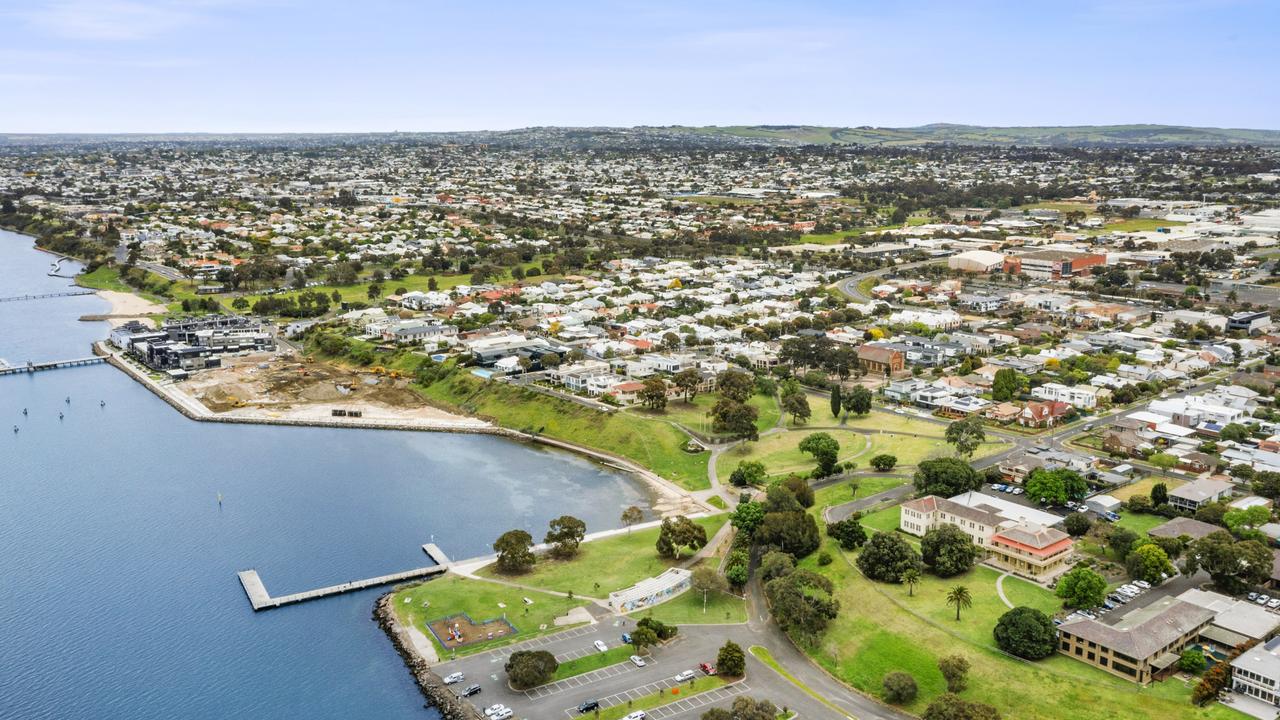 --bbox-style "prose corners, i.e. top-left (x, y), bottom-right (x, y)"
top-left (822, 479), bottom-right (913, 523)
top-left (996, 572), bottom-right (1014, 609)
